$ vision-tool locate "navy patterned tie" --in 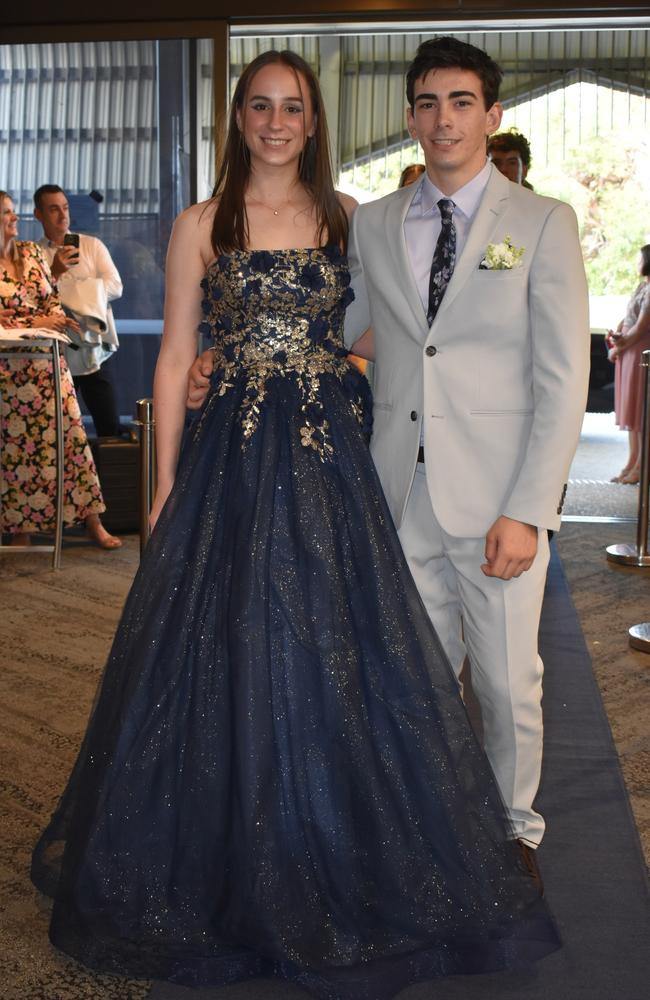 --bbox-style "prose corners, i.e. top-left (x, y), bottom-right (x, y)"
top-left (427, 198), bottom-right (456, 325)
